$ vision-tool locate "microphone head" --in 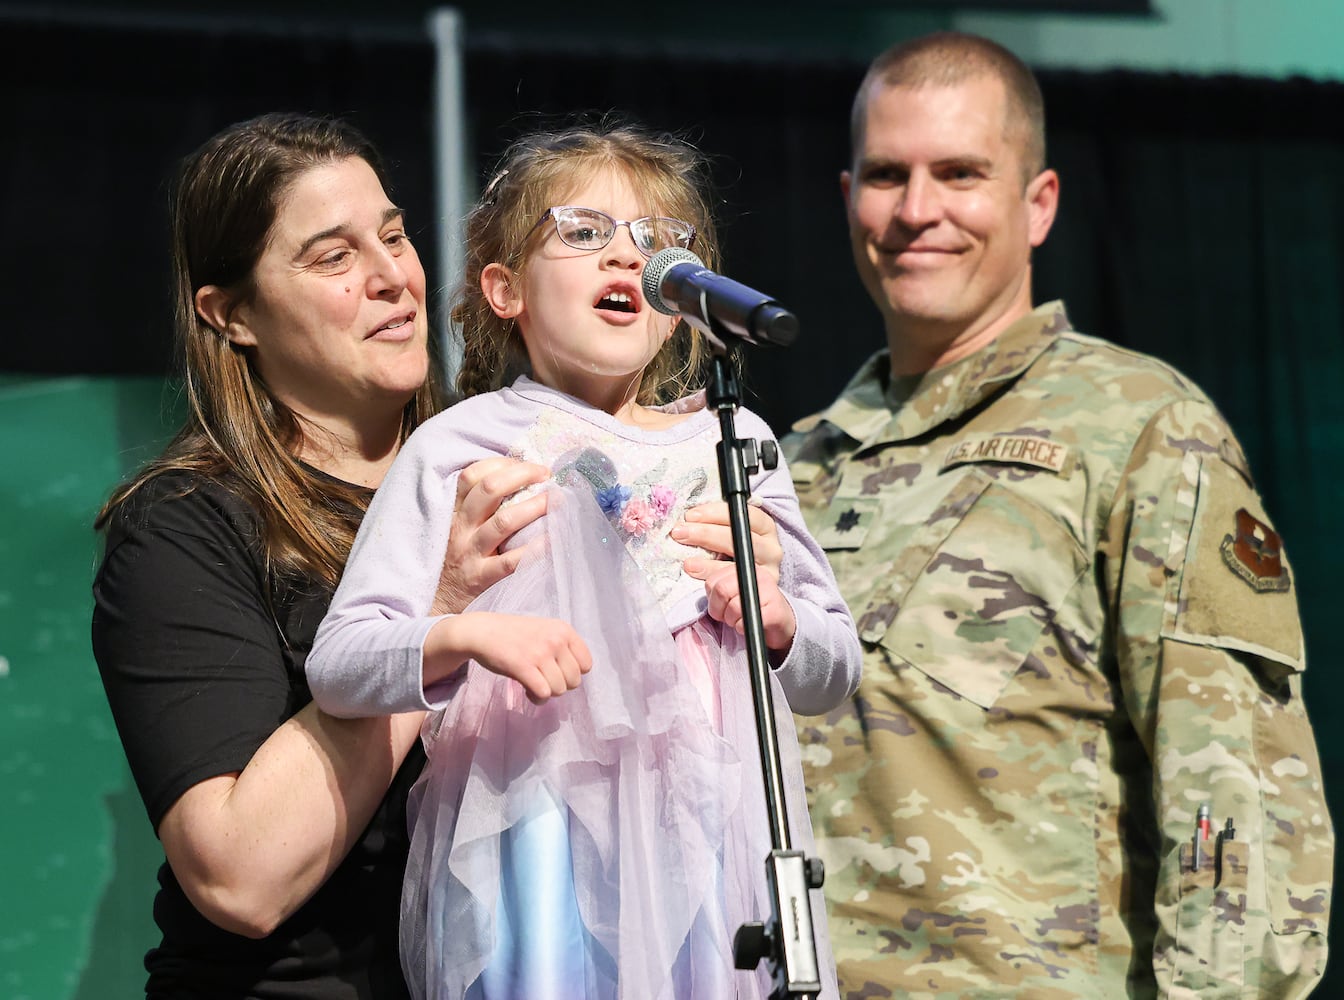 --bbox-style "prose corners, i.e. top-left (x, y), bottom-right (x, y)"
top-left (642, 247), bottom-right (704, 316)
